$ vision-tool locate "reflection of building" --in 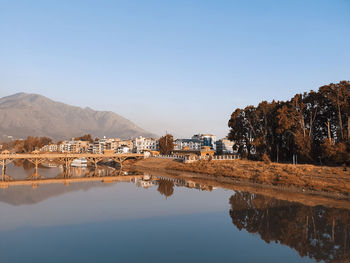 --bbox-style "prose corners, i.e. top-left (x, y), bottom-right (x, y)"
top-left (69, 167), bottom-right (89, 177)
top-left (153, 176), bottom-right (216, 192)
top-left (184, 180), bottom-right (214, 191)
top-left (216, 138), bottom-right (235, 154)
top-left (71, 158), bottom-right (88, 167)
top-left (132, 175), bottom-right (154, 189)
top-left (136, 180), bottom-right (153, 188)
